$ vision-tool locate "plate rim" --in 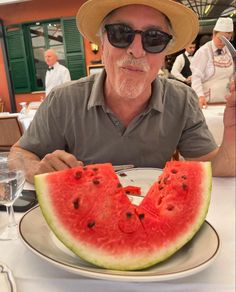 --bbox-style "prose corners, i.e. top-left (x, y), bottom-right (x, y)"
top-left (19, 206), bottom-right (220, 282)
